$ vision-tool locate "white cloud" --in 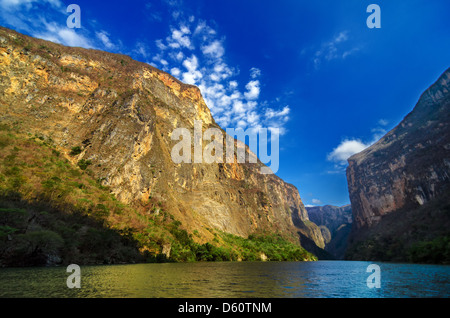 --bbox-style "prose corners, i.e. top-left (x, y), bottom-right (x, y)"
top-left (334, 31), bottom-right (348, 43)
top-left (0, 1), bottom-right (124, 52)
top-left (170, 67), bottom-right (181, 77)
top-left (229, 81), bottom-right (238, 89)
top-left (342, 47), bottom-right (360, 59)
top-left (96, 31), bottom-right (116, 50)
top-left (231, 100), bottom-right (245, 115)
top-left (152, 53), bottom-right (170, 71)
top-left (0, 0), bottom-right (61, 10)
top-left (172, 11), bottom-right (181, 20)
top-left (262, 106), bottom-right (290, 135)
top-left (201, 40), bottom-right (224, 58)
top-left (312, 198), bottom-right (322, 205)
top-left (152, 18), bottom-right (290, 136)
top-left (0, 1), bottom-right (59, 38)
top-left (327, 139), bottom-right (369, 165)
top-left (378, 119), bottom-right (388, 126)
top-left (265, 106), bottom-right (290, 119)
top-left (250, 67), bottom-right (261, 79)
top-left (194, 21), bottom-right (216, 36)
top-left (57, 29), bottom-right (92, 47)
top-left (168, 26), bottom-right (192, 49)
top-left (134, 42), bottom-right (150, 58)
top-left (182, 54), bottom-right (202, 84)
top-left (244, 80), bottom-right (260, 100)
top-left (211, 62), bottom-right (233, 81)
top-left (371, 127), bottom-right (387, 141)
top-left (327, 119), bottom-right (390, 172)
top-left (32, 21), bottom-right (94, 49)
top-left (182, 54), bottom-right (198, 72)
top-left (170, 51), bottom-right (184, 61)
top-left (247, 111), bottom-right (260, 125)
top-left (2, 1), bottom-right (292, 139)
top-left (155, 39), bottom-right (167, 51)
